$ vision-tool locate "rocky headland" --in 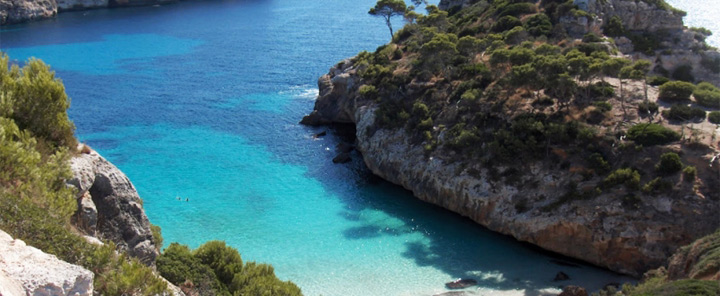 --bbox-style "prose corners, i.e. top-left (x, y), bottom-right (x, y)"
top-left (303, 0), bottom-right (720, 278)
top-left (0, 0), bottom-right (177, 25)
